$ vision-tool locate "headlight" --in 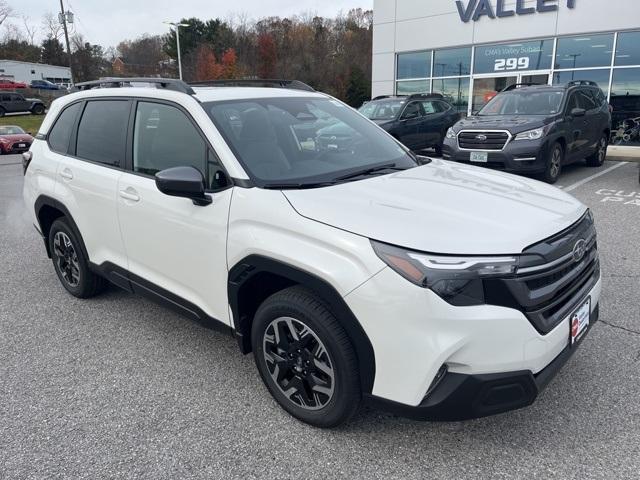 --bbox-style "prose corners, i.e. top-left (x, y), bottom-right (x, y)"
top-left (446, 128), bottom-right (456, 139)
top-left (514, 127), bottom-right (546, 141)
top-left (371, 240), bottom-right (517, 306)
